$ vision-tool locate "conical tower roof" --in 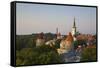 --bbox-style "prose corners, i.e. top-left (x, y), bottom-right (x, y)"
top-left (73, 17), bottom-right (76, 28)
